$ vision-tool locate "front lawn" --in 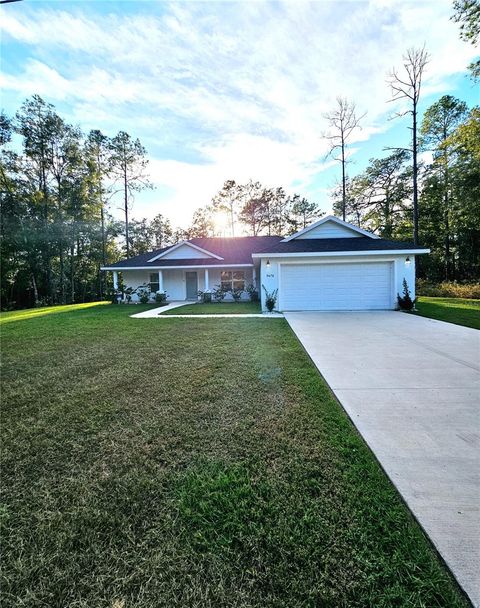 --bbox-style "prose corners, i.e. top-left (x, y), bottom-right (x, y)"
top-left (415, 296), bottom-right (480, 330)
top-left (0, 305), bottom-right (467, 607)
top-left (0, 301), bottom-right (110, 324)
top-left (162, 300), bottom-right (262, 314)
